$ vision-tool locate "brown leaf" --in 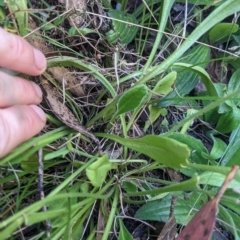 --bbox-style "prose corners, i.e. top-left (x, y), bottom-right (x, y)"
top-left (48, 67), bottom-right (85, 97)
top-left (26, 17), bottom-right (85, 98)
top-left (41, 79), bottom-right (99, 145)
top-left (176, 166), bottom-right (239, 240)
top-left (157, 216), bottom-right (177, 240)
